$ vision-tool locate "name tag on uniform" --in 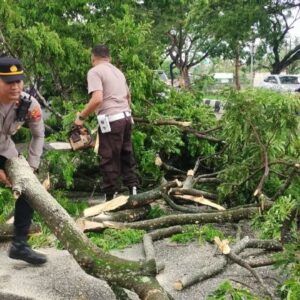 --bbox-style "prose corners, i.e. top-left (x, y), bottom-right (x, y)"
top-left (97, 114), bottom-right (111, 133)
